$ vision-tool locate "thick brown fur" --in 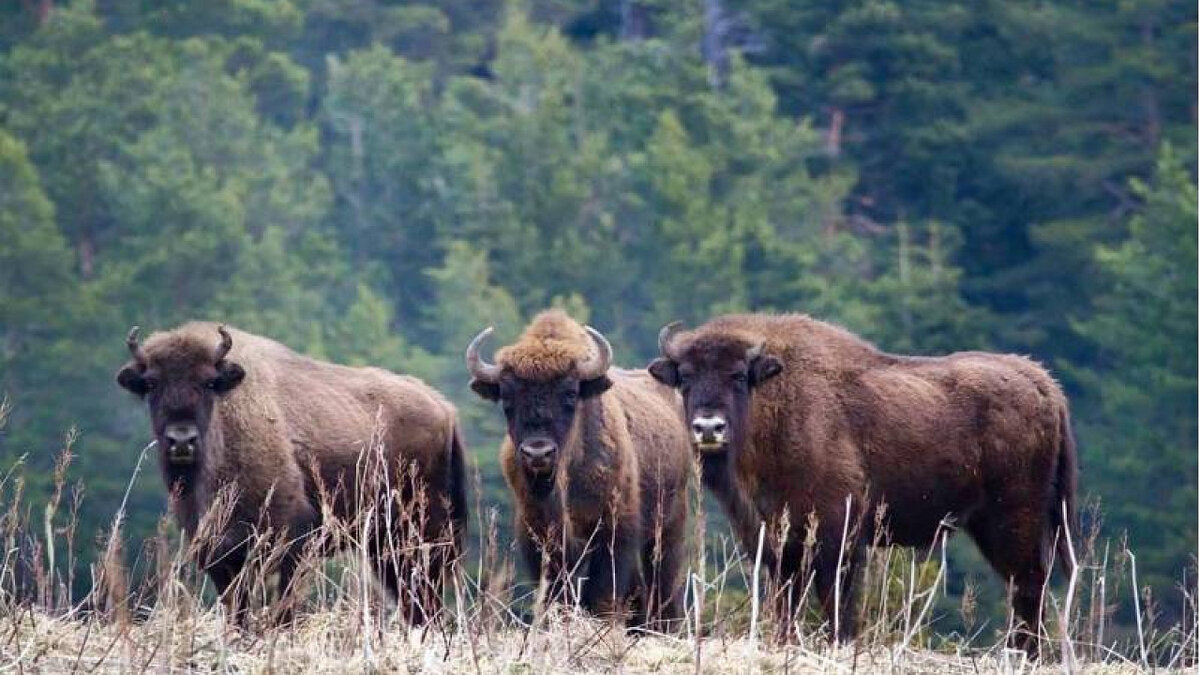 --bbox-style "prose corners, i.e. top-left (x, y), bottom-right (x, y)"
top-left (652, 313), bottom-right (1078, 654)
top-left (118, 322), bottom-right (467, 625)
top-left (477, 311), bottom-right (692, 627)
top-left (495, 314), bottom-right (594, 381)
